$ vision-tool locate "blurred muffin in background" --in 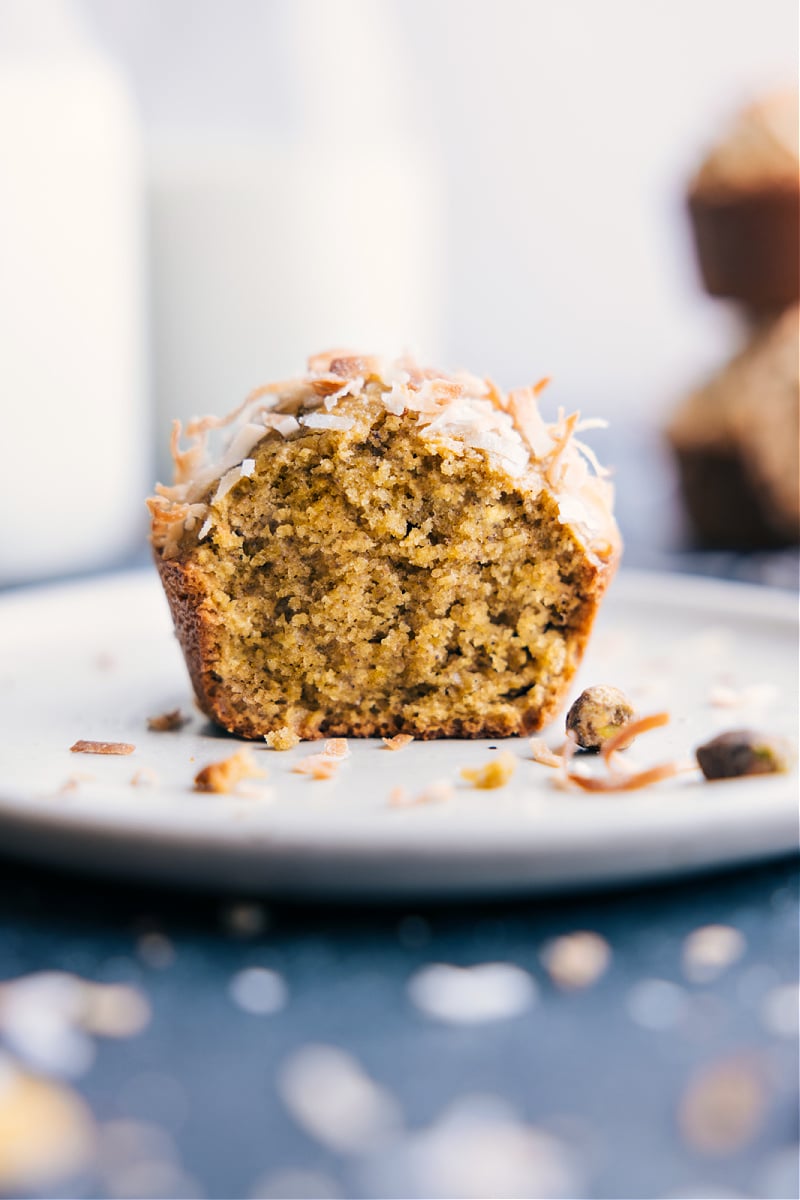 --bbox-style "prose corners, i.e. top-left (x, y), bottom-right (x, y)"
top-left (667, 306), bottom-right (799, 549)
top-left (688, 89), bottom-right (799, 312)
